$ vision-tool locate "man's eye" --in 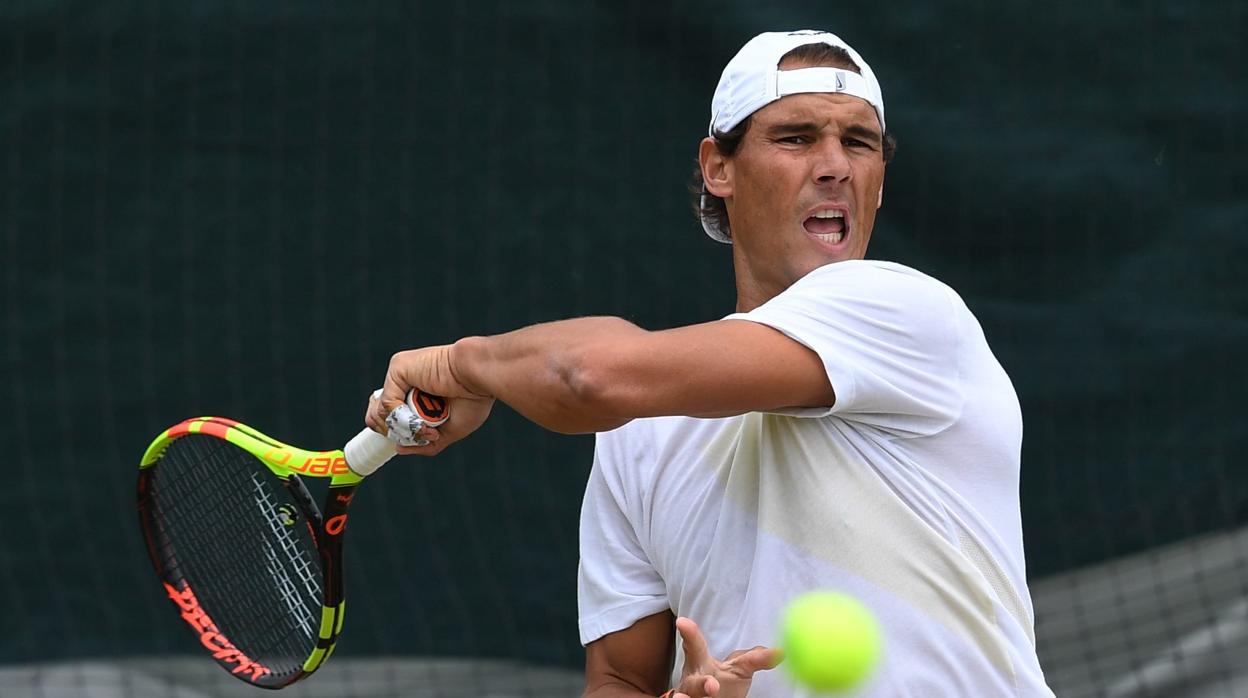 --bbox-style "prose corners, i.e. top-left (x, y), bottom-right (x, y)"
top-left (777, 136), bottom-right (808, 145)
top-left (844, 138), bottom-right (872, 149)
